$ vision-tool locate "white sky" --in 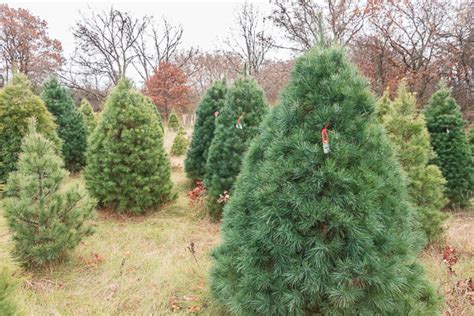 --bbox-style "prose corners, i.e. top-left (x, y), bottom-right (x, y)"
top-left (4, 0), bottom-right (282, 61)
